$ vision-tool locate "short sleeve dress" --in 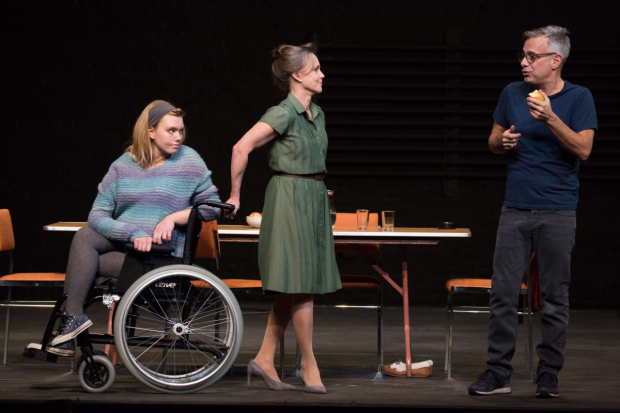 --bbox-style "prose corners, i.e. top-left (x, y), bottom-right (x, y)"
top-left (257, 93), bottom-right (341, 294)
